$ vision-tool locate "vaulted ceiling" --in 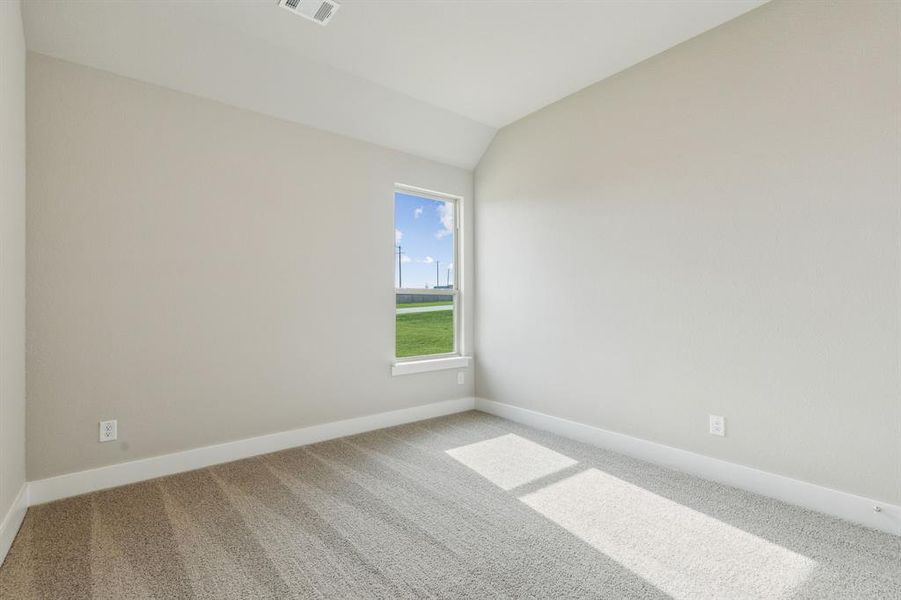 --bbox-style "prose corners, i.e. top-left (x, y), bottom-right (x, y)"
top-left (23, 0), bottom-right (766, 168)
